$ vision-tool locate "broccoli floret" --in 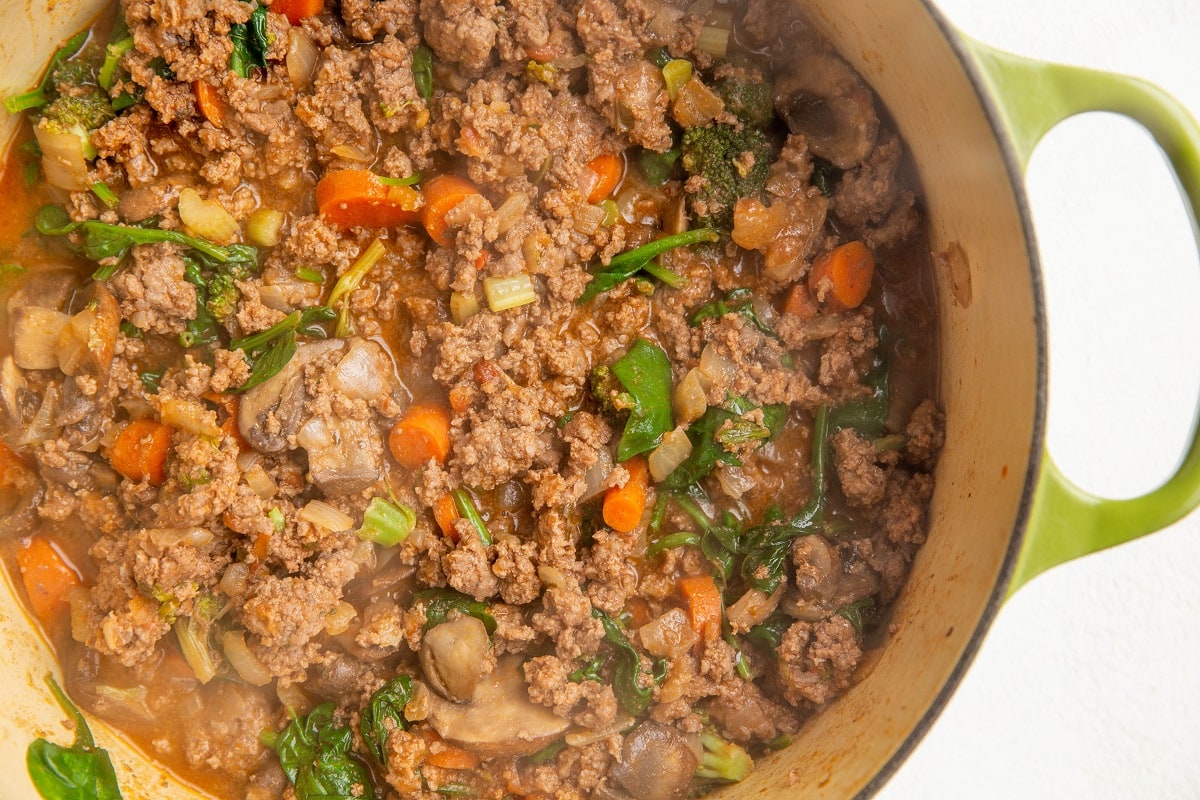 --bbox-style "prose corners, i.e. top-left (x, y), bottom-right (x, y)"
top-left (39, 92), bottom-right (114, 160)
top-left (589, 364), bottom-right (634, 415)
top-left (695, 732), bottom-right (754, 784)
top-left (680, 123), bottom-right (772, 230)
top-left (205, 262), bottom-right (254, 321)
top-left (714, 71), bottom-right (775, 129)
